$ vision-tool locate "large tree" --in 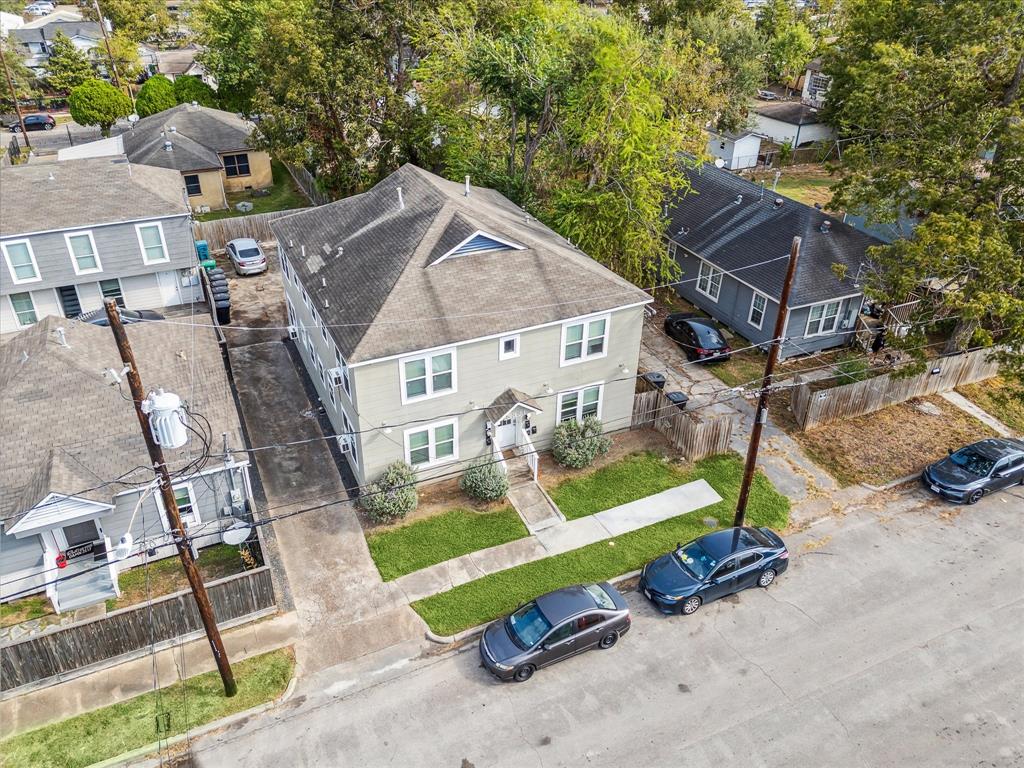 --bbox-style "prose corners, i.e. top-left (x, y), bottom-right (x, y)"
top-left (0, 37), bottom-right (38, 114)
top-left (135, 74), bottom-right (176, 117)
top-left (172, 75), bottom-right (217, 107)
top-left (825, 0), bottom-right (1024, 387)
top-left (756, 0), bottom-right (813, 85)
top-left (68, 78), bottom-right (132, 136)
top-left (45, 31), bottom-right (94, 94)
top-left (89, 0), bottom-right (170, 41)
